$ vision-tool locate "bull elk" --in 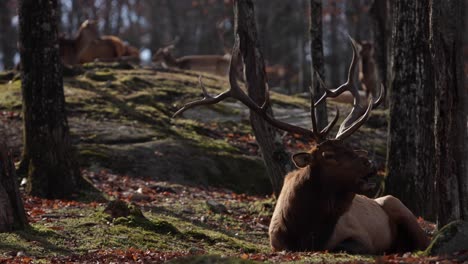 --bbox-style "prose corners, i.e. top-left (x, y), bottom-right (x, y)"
top-left (174, 38), bottom-right (429, 254)
top-left (152, 45), bottom-right (242, 78)
top-left (357, 41), bottom-right (380, 99)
